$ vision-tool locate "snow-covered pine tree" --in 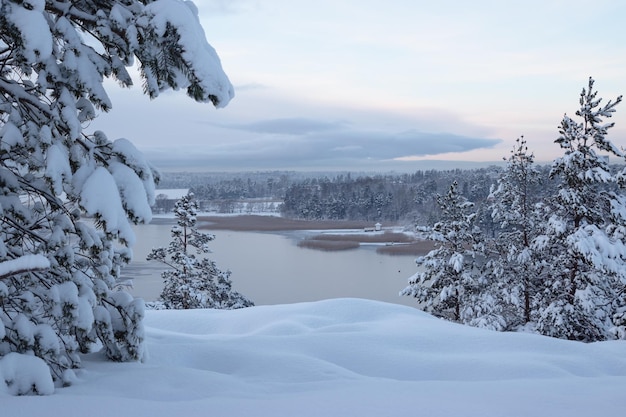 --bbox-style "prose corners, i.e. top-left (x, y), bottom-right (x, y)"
top-left (401, 181), bottom-right (484, 323)
top-left (534, 77), bottom-right (625, 341)
top-left (0, 0), bottom-right (233, 386)
top-left (484, 137), bottom-right (544, 330)
top-left (148, 194), bottom-right (253, 310)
